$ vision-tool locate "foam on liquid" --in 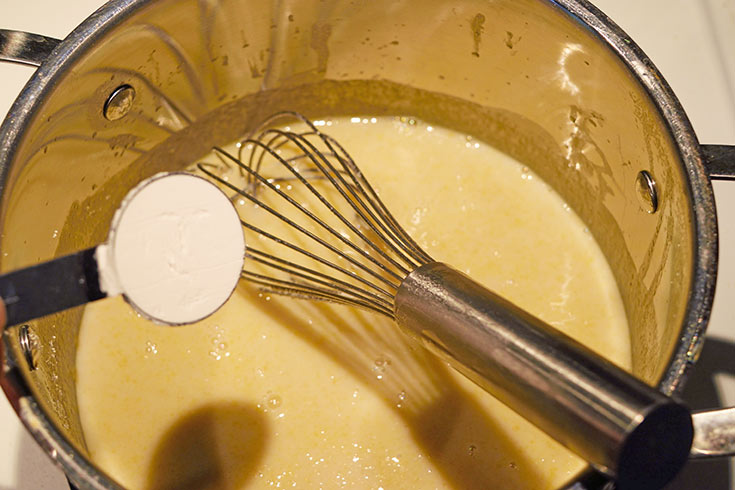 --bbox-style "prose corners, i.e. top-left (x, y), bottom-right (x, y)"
top-left (76, 116), bottom-right (631, 489)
